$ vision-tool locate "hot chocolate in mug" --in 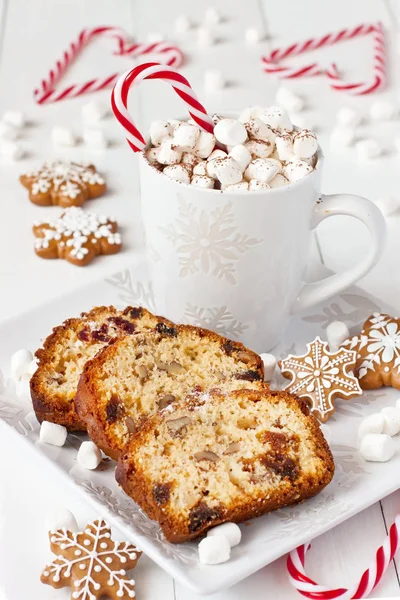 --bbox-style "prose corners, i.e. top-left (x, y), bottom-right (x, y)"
top-left (139, 141), bottom-right (386, 352)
